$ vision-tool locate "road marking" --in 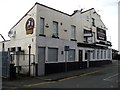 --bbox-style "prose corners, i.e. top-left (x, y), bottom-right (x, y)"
top-left (24, 81), bottom-right (56, 87)
top-left (3, 87), bottom-right (17, 90)
top-left (79, 70), bottom-right (100, 77)
top-left (103, 73), bottom-right (118, 81)
top-left (58, 76), bottom-right (77, 82)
